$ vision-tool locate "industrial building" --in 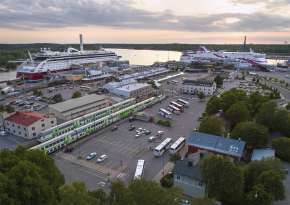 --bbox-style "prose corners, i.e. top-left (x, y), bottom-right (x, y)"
top-left (181, 78), bottom-right (217, 96)
top-left (48, 94), bottom-right (111, 121)
top-left (4, 112), bottom-right (56, 139)
top-left (104, 80), bottom-right (154, 100)
top-left (187, 132), bottom-right (246, 162)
